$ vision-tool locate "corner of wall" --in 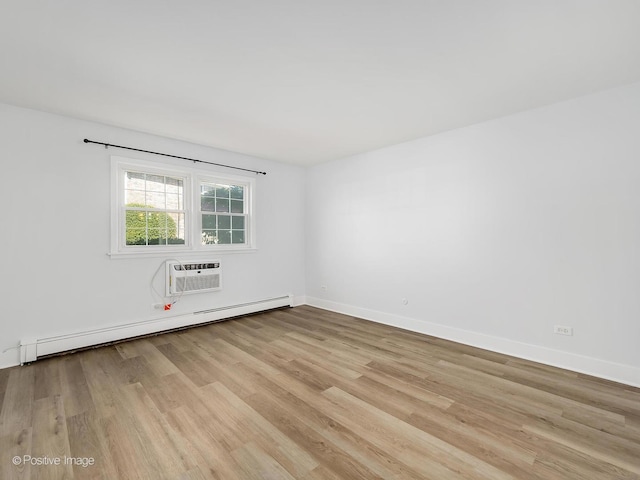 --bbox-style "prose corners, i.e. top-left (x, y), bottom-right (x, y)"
top-left (292, 295), bottom-right (307, 307)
